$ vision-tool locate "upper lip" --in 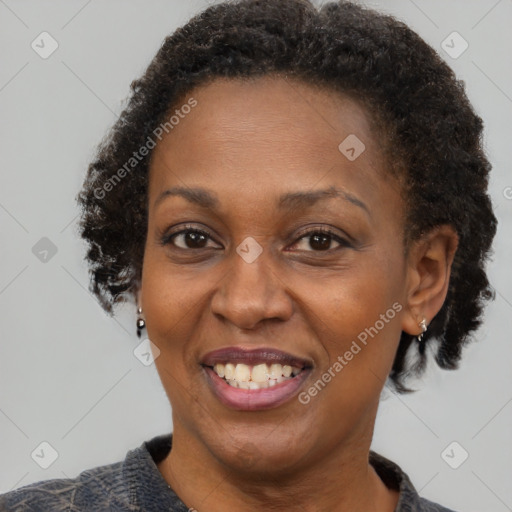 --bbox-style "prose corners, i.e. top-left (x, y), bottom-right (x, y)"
top-left (200, 346), bottom-right (313, 369)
